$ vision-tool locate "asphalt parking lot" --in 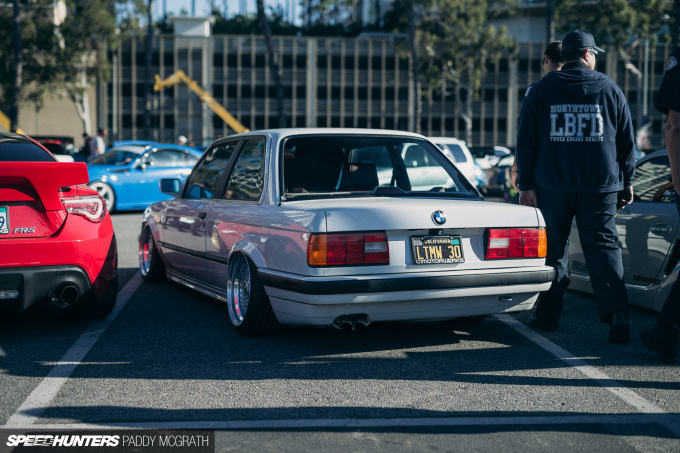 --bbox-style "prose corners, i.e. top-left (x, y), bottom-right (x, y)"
top-left (0, 210), bottom-right (678, 452)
